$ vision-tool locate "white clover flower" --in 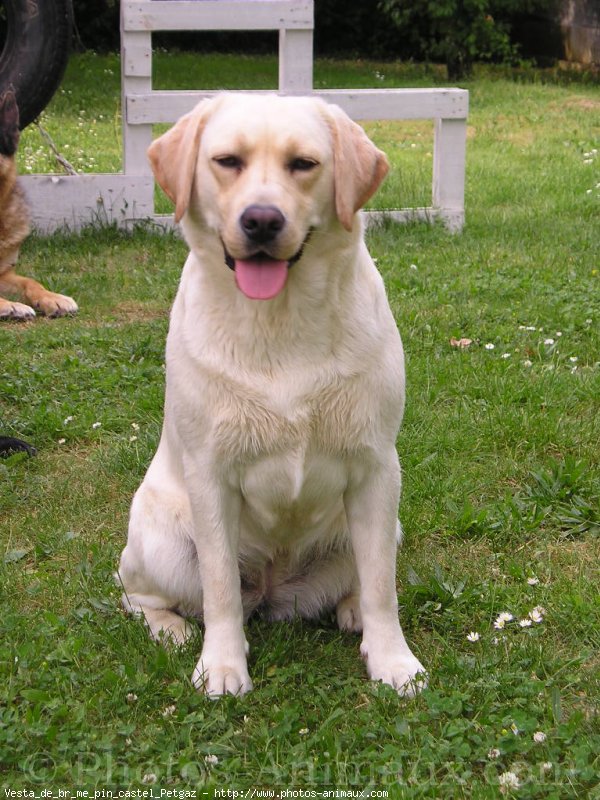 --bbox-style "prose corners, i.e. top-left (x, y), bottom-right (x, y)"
top-left (409, 263), bottom-right (418, 270)
top-left (92, 421), bottom-right (102, 429)
top-left (498, 772), bottom-right (520, 791)
top-left (527, 576), bottom-right (540, 585)
top-left (161, 704), bottom-right (176, 717)
top-left (131, 422), bottom-right (140, 430)
top-left (205, 755), bottom-right (219, 766)
top-left (502, 353), bottom-right (511, 359)
top-left (467, 631), bottom-right (480, 642)
top-left (488, 748), bottom-right (501, 759)
top-left (485, 343), bottom-right (495, 350)
top-left (523, 359), bottom-right (533, 367)
top-left (533, 731), bottom-right (547, 743)
top-left (519, 618), bottom-right (533, 628)
top-left (529, 606), bottom-right (546, 623)
top-left (541, 762), bottom-right (553, 772)
top-left (126, 692), bottom-right (138, 703)
top-left (544, 338), bottom-right (555, 345)
top-left (63, 415), bottom-right (74, 425)
top-left (299, 727), bottom-right (309, 735)
top-left (58, 438), bottom-right (66, 445)
top-left (142, 774), bottom-right (157, 785)
top-left (129, 435), bottom-right (138, 443)
top-left (569, 356), bottom-right (578, 363)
